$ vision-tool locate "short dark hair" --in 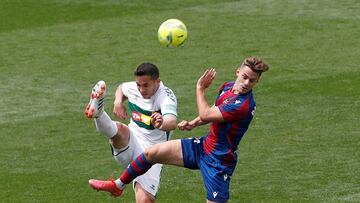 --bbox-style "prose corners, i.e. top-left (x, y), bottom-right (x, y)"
top-left (134, 63), bottom-right (159, 79)
top-left (240, 56), bottom-right (269, 76)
